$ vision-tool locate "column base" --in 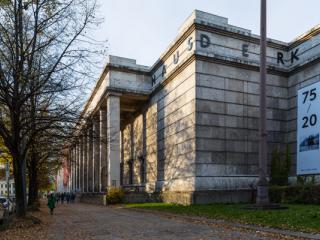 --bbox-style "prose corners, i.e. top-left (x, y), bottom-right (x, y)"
top-left (79, 192), bottom-right (105, 205)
